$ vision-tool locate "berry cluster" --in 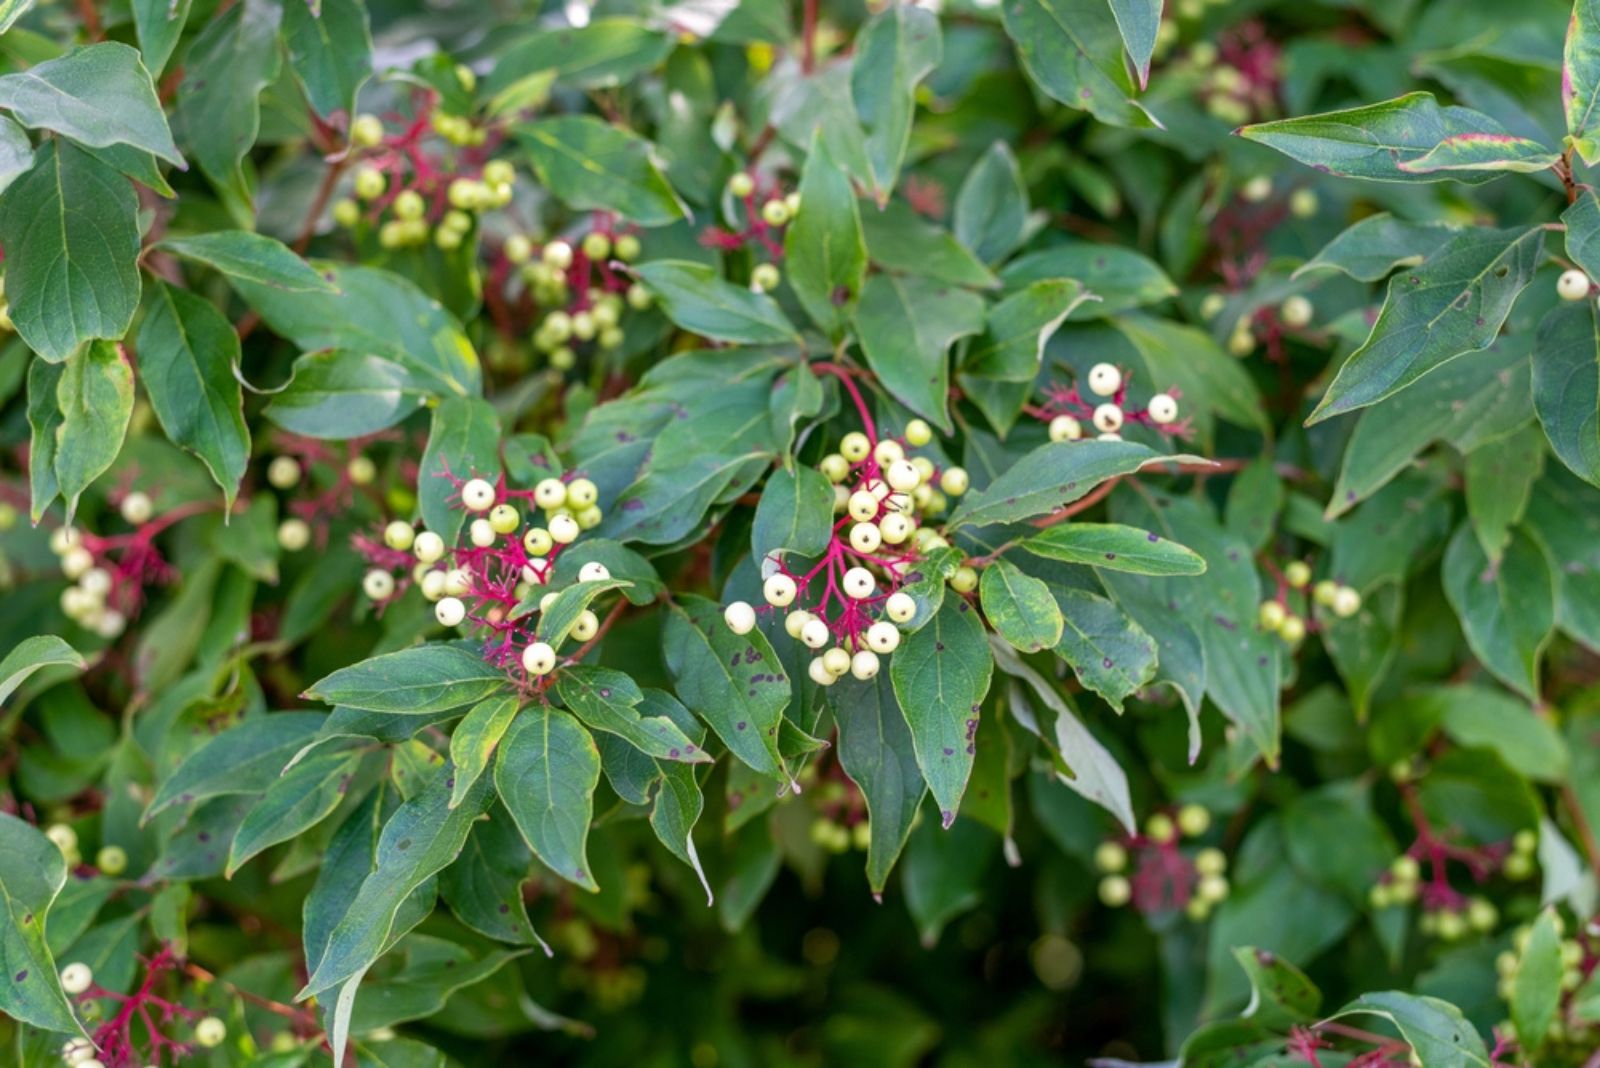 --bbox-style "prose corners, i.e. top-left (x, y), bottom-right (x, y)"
top-left (330, 86), bottom-right (510, 252)
top-left (724, 415), bottom-right (970, 687)
top-left (266, 435), bottom-right (392, 553)
top-left (1494, 915), bottom-right (1596, 1051)
top-left (507, 220), bottom-right (648, 371)
top-left (56, 952), bottom-right (225, 1068)
top-left (1093, 805), bottom-right (1231, 922)
top-left (700, 171), bottom-right (801, 293)
top-left (801, 759), bottom-right (873, 853)
top-left (43, 822), bottom-right (126, 878)
top-left (1258, 559), bottom-right (1360, 644)
top-left (355, 471), bottom-right (613, 687)
top-left (1033, 362), bottom-right (1185, 443)
top-left (49, 488), bottom-right (196, 640)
